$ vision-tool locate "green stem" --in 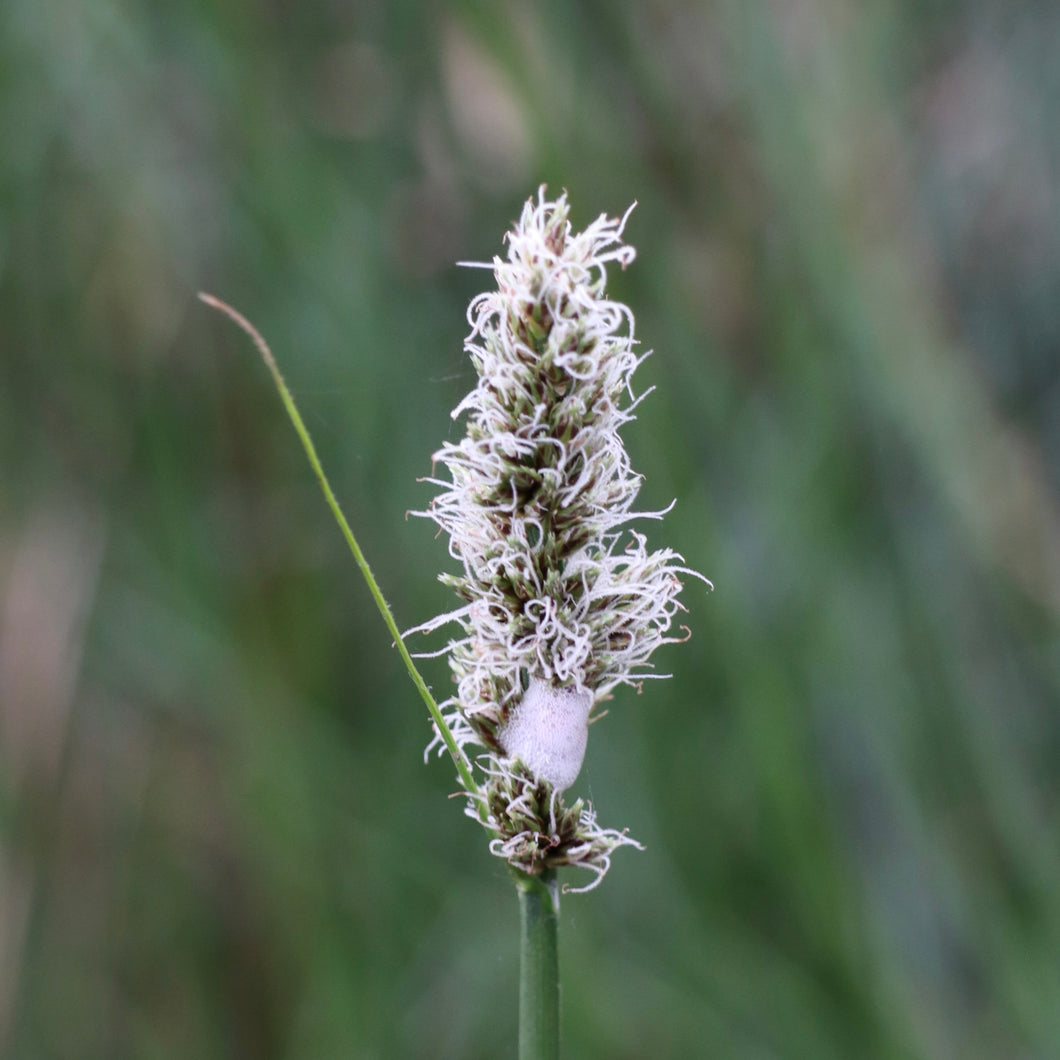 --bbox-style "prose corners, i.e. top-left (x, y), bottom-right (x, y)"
top-left (199, 293), bottom-right (480, 800)
top-left (517, 870), bottom-right (560, 1060)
